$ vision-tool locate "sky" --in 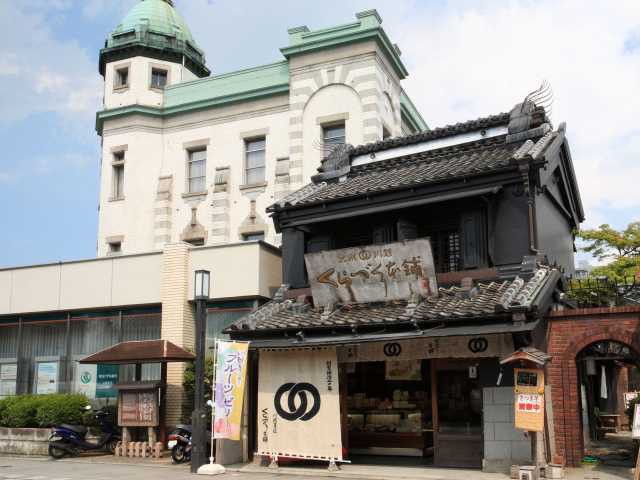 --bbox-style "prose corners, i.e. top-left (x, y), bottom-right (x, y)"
top-left (0, 0), bottom-right (639, 268)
